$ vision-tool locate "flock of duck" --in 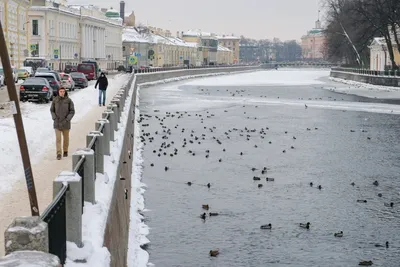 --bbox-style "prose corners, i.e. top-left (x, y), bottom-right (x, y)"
top-left (139, 87), bottom-right (397, 266)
